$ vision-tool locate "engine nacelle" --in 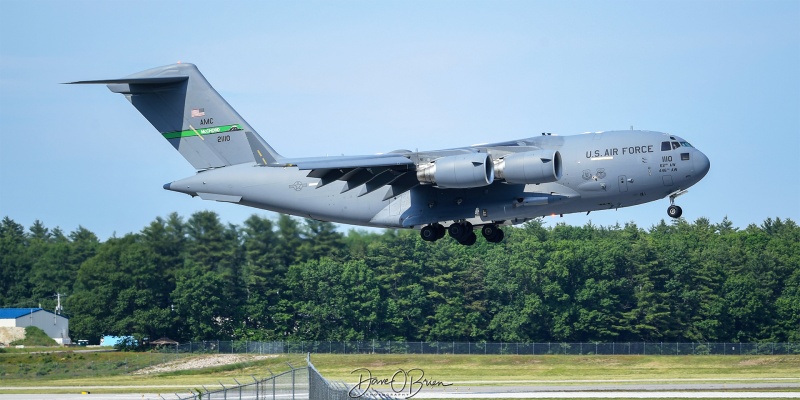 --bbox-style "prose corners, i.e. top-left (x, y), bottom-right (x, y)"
top-left (417, 153), bottom-right (494, 188)
top-left (494, 150), bottom-right (562, 184)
